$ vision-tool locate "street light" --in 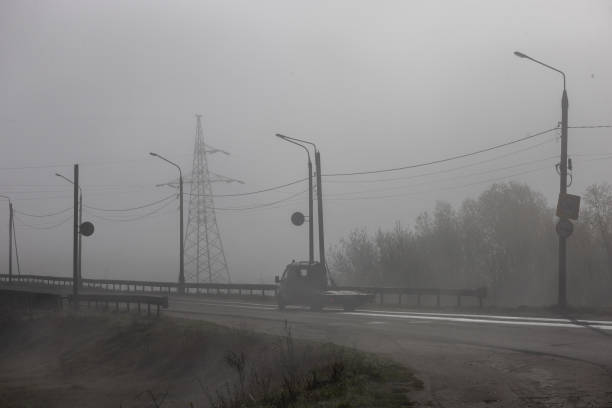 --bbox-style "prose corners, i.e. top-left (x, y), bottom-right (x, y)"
top-left (276, 134), bottom-right (314, 264)
top-left (150, 152), bottom-right (185, 294)
top-left (515, 50), bottom-right (569, 308)
top-left (56, 173), bottom-right (83, 285)
top-left (275, 134), bottom-right (327, 270)
top-left (0, 195), bottom-right (13, 283)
